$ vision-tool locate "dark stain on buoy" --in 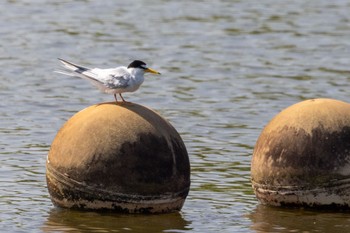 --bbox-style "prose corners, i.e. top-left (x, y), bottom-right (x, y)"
top-left (255, 126), bottom-right (350, 186)
top-left (251, 98), bottom-right (350, 208)
top-left (46, 102), bottom-right (190, 213)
